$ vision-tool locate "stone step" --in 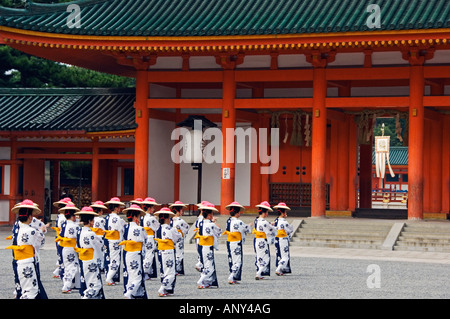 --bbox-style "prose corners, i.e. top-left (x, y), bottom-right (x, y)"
top-left (399, 233), bottom-right (450, 241)
top-left (290, 238), bottom-right (383, 249)
top-left (293, 233), bottom-right (386, 240)
top-left (392, 221), bottom-right (450, 252)
top-left (393, 243), bottom-right (450, 253)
